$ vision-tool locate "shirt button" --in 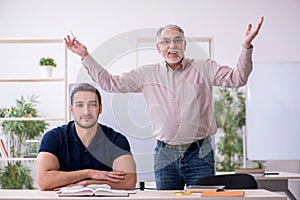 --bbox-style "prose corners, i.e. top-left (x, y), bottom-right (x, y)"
top-left (85, 149), bottom-right (88, 153)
